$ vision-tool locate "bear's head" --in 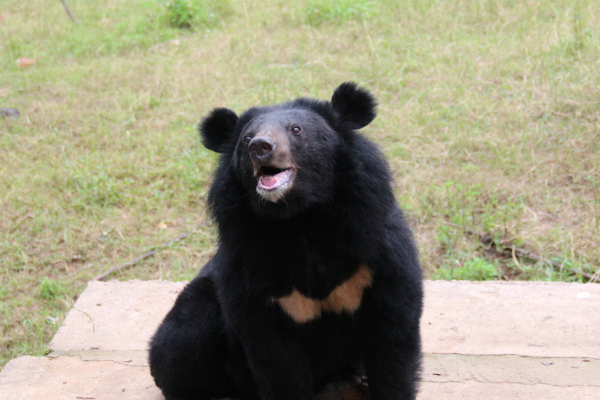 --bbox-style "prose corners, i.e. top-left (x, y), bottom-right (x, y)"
top-left (199, 82), bottom-right (377, 218)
